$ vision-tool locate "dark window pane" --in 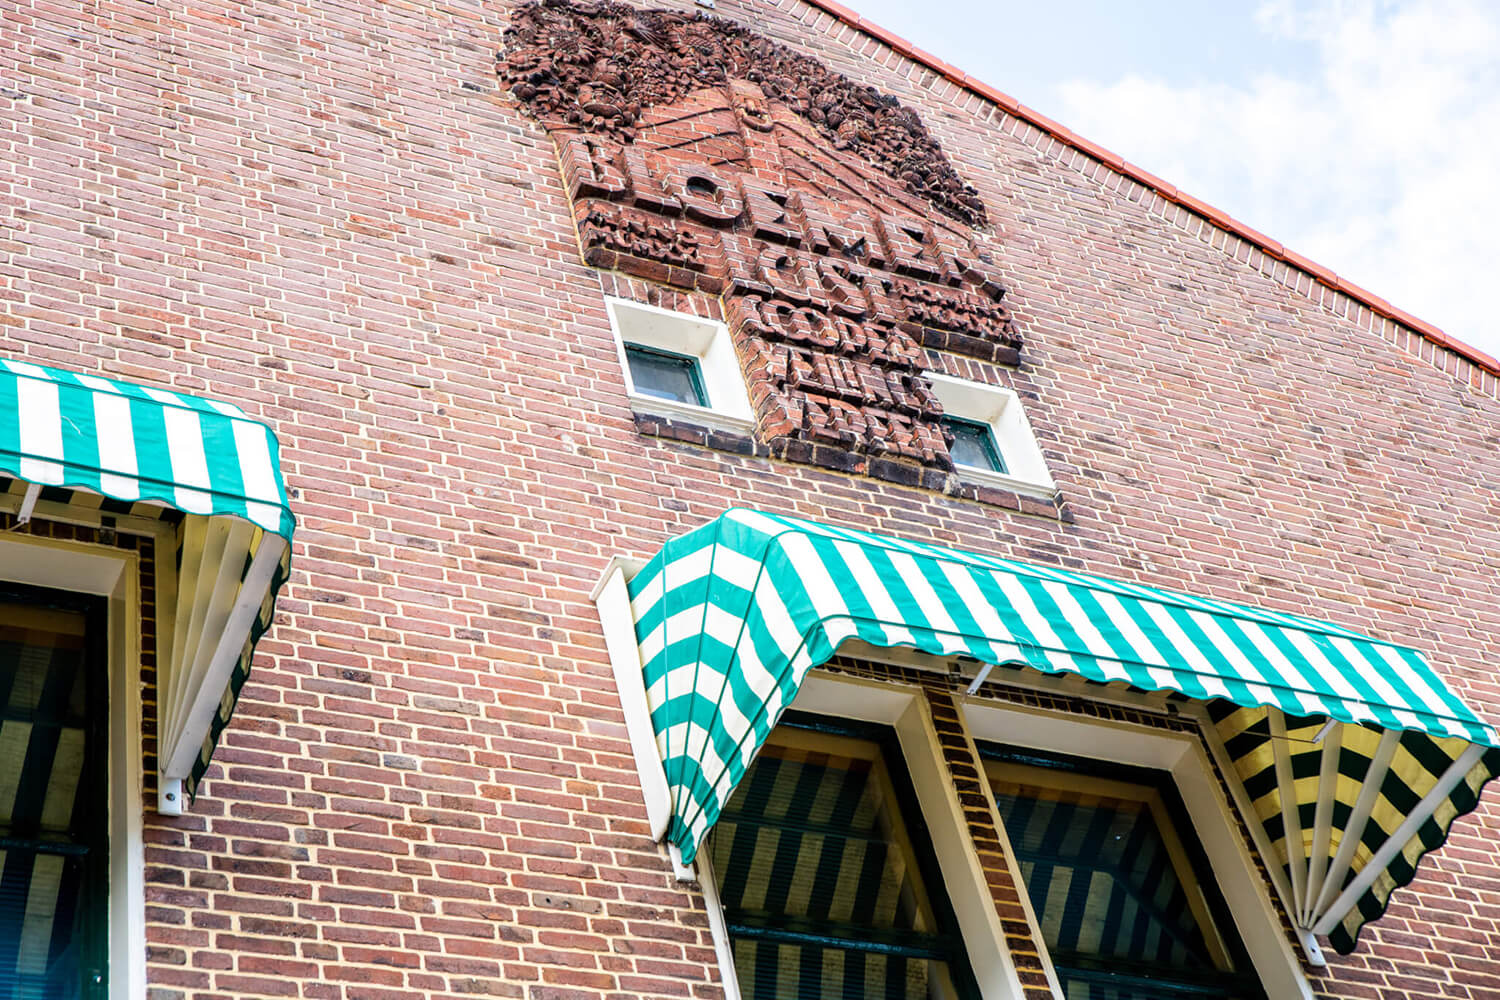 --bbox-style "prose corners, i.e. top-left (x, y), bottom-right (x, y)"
top-left (985, 750), bottom-right (1263, 1000)
top-left (1, 593), bottom-right (108, 1000)
top-left (625, 344), bottom-right (707, 406)
top-left (944, 418), bottom-right (1006, 473)
top-left (710, 716), bottom-right (979, 1000)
